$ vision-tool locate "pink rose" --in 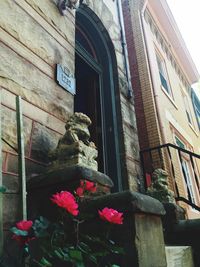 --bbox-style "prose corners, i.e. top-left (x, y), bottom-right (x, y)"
top-left (76, 187), bottom-right (84, 197)
top-left (84, 181), bottom-right (97, 193)
top-left (16, 220), bottom-right (33, 231)
top-left (13, 220), bottom-right (34, 246)
top-left (76, 180), bottom-right (97, 197)
top-left (51, 191), bottom-right (79, 216)
top-left (98, 208), bottom-right (123, 225)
